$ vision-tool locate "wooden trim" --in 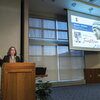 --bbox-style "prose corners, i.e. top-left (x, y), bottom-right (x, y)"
top-left (21, 0), bottom-right (29, 62)
top-left (21, 0), bottom-right (24, 62)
